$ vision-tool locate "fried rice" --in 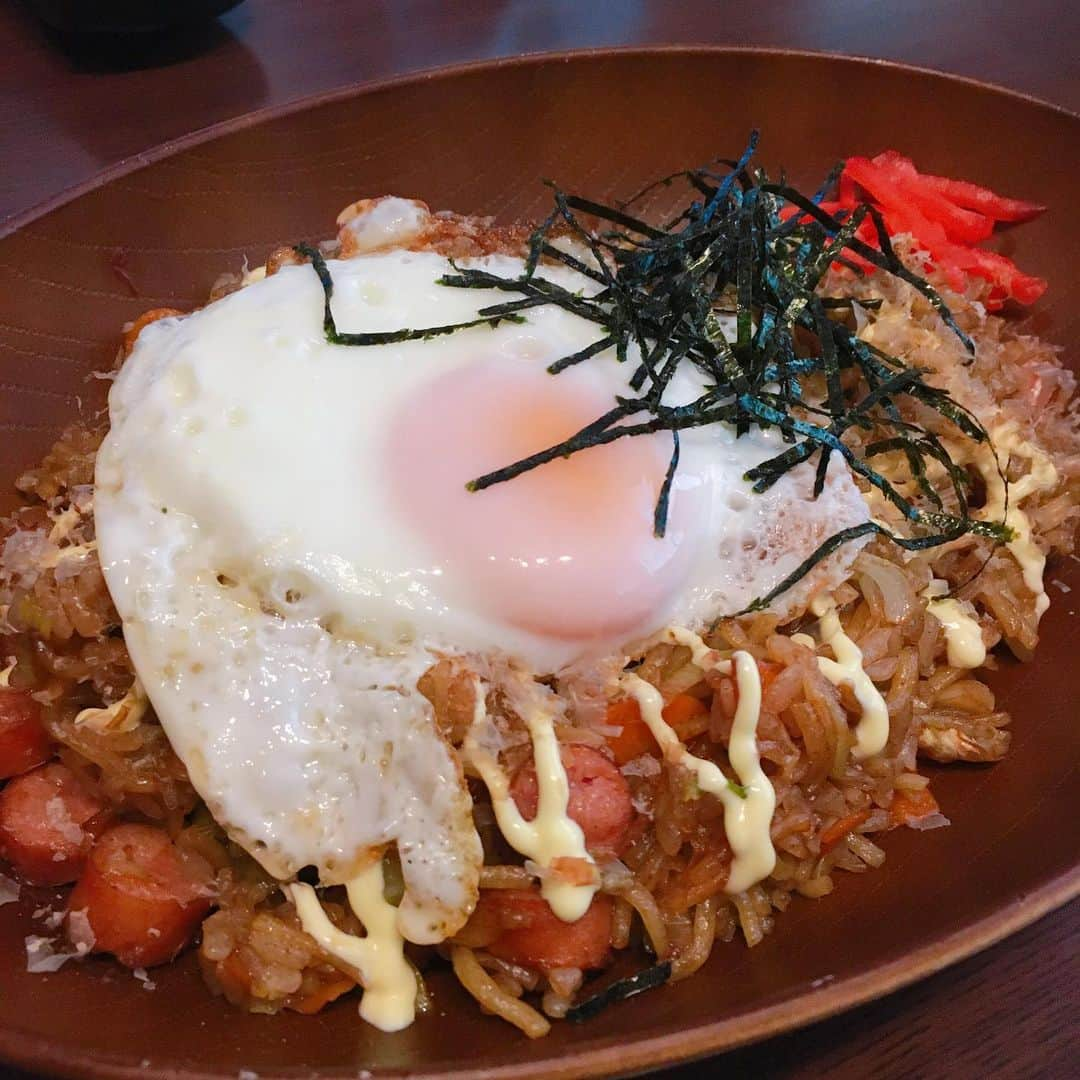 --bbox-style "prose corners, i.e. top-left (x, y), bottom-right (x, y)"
top-left (0, 199), bottom-right (1076, 1037)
